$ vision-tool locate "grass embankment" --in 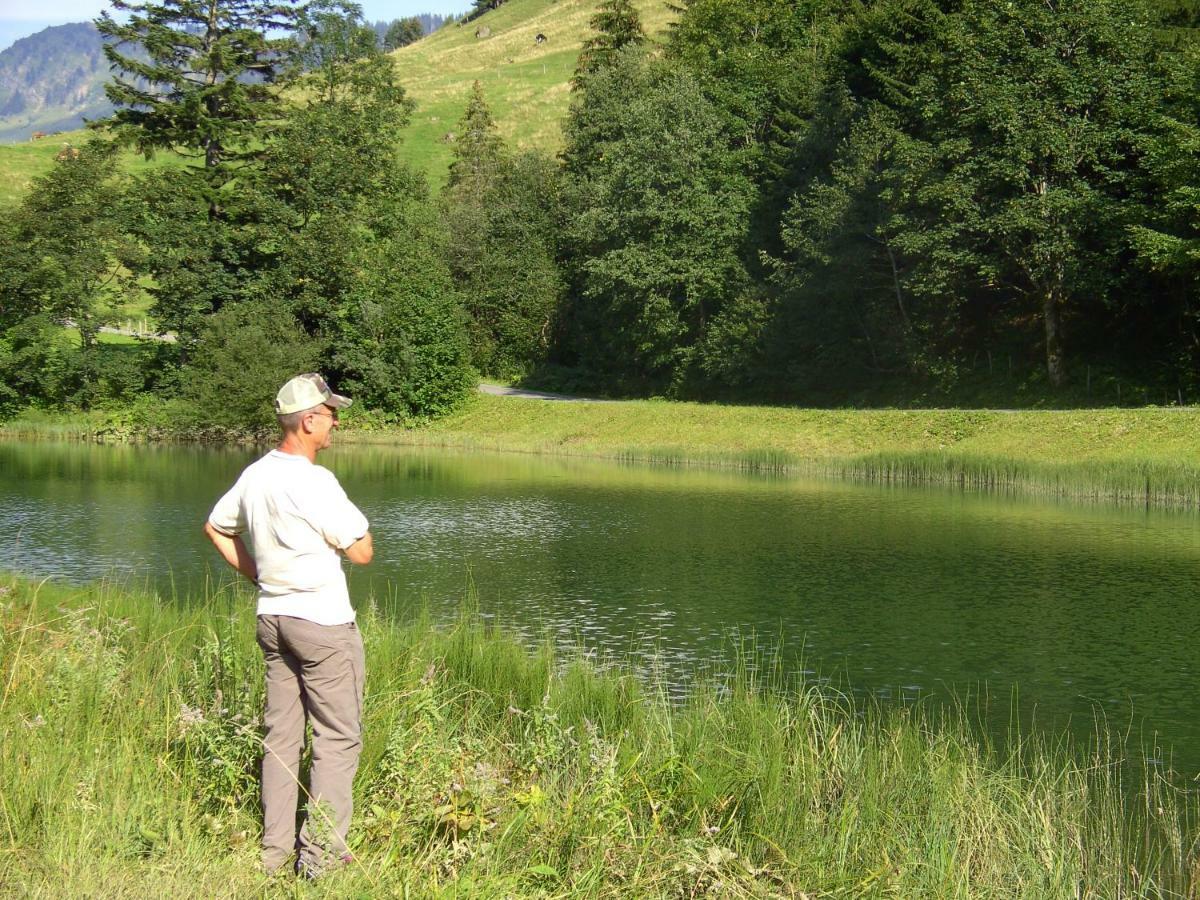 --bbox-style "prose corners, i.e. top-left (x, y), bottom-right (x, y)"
top-left (346, 394), bottom-right (1200, 505)
top-left (9, 394), bottom-right (1200, 504)
top-left (1, 574), bottom-right (1194, 897)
